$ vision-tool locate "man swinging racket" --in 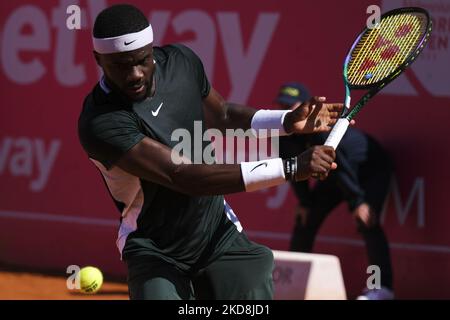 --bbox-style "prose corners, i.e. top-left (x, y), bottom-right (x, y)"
top-left (78, 3), bottom-right (344, 300)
